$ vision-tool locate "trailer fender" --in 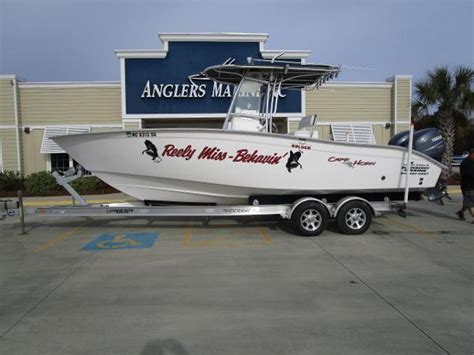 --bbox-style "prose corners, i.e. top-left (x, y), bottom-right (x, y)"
top-left (332, 197), bottom-right (376, 218)
top-left (286, 197), bottom-right (331, 220)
